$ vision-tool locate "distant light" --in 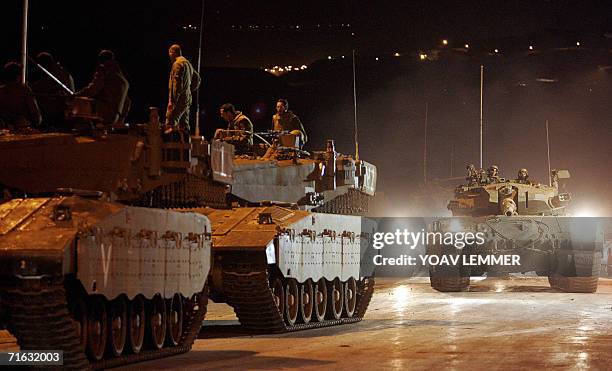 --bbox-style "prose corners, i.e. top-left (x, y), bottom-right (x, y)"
top-left (351, 32), bottom-right (355, 36)
top-left (375, 57), bottom-right (379, 61)
top-left (494, 48), bottom-right (499, 53)
top-left (394, 52), bottom-right (401, 57)
top-left (264, 68), bottom-right (268, 71)
top-left (327, 55), bottom-right (332, 60)
top-left (279, 68), bottom-right (284, 71)
top-left (529, 45), bottom-right (534, 50)
top-left (419, 53), bottom-right (427, 60)
top-left (296, 25), bottom-right (300, 29)
top-left (300, 65), bottom-right (307, 69)
top-left (442, 39), bottom-right (448, 46)
top-left (576, 41), bottom-right (581, 46)
top-left (287, 65), bottom-right (292, 69)
top-left (341, 55), bottom-right (345, 59)
top-left (464, 44), bottom-right (469, 49)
